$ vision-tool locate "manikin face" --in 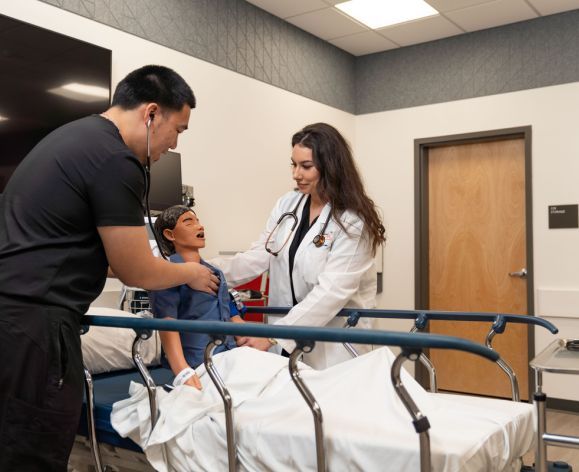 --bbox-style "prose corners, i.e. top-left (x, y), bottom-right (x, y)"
top-left (149, 105), bottom-right (191, 162)
top-left (291, 144), bottom-right (321, 199)
top-left (164, 211), bottom-right (206, 253)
